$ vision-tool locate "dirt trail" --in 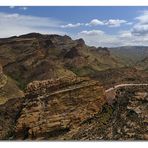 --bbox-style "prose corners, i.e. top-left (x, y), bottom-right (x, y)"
top-left (105, 83), bottom-right (148, 93)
